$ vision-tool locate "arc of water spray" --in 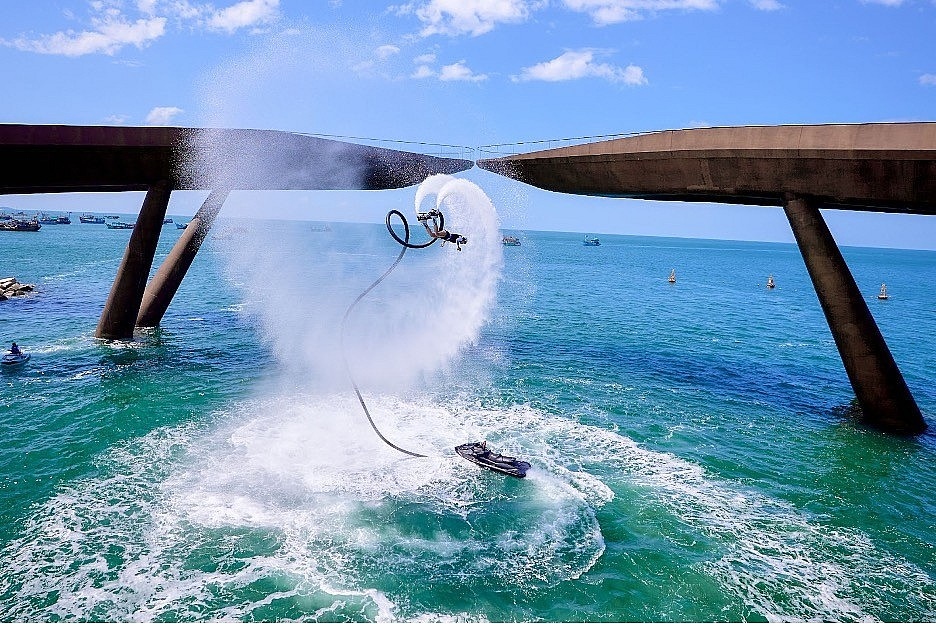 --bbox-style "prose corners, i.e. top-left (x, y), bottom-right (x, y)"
top-left (338, 209), bottom-right (440, 458)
